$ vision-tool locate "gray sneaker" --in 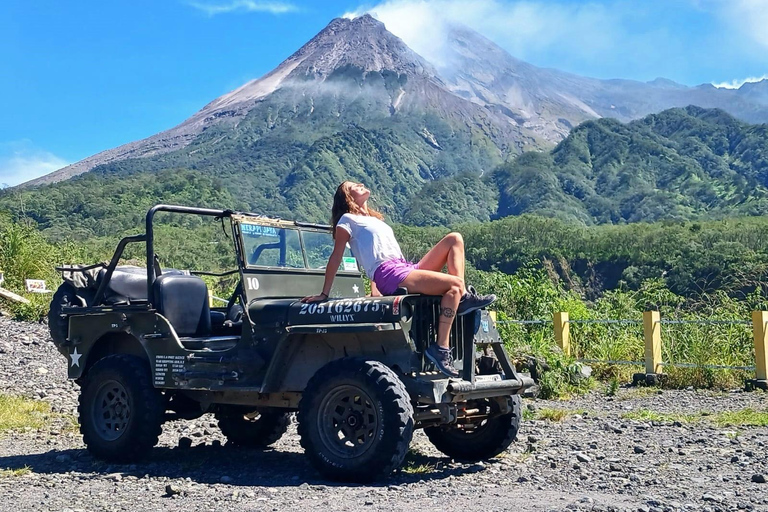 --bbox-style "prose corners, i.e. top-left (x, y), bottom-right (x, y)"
top-left (425, 344), bottom-right (459, 378)
top-left (457, 291), bottom-right (496, 316)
